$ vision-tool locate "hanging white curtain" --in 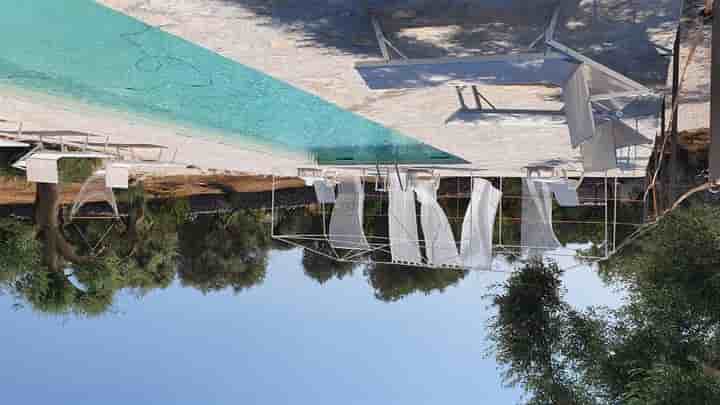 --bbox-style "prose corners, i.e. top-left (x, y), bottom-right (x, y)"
top-left (521, 179), bottom-right (561, 258)
top-left (611, 120), bottom-right (651, 148)
top-left (388, 172), bottom-right (422, 264)
top-left (563, 64), bottom-right (596, 148)
top-left (313, 180), bottom-right (336, 204)
top-left (414, 178), bottom-right (461, 267)
top-left (581, 120), bottom-right (618, 172)
top-left (460, 178), bottom-right (501, 269)
top-left (544, 179), bottom-right (580, 207)
top-left (329, 176), bottom-right (369, 251)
